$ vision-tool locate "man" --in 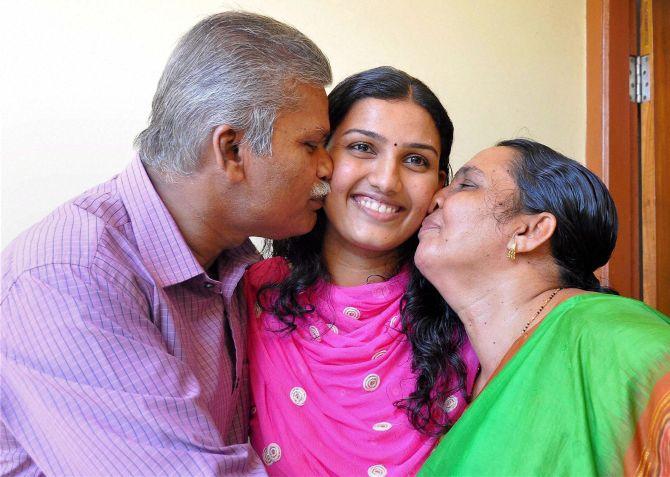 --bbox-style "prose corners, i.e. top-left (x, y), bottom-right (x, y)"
top-left (0, 12), bottom-right (332, 476)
